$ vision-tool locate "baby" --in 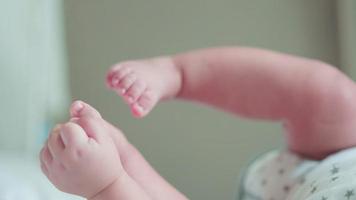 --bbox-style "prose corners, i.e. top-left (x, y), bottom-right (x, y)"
top-left (40, 47), bottom-right (356, 200)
